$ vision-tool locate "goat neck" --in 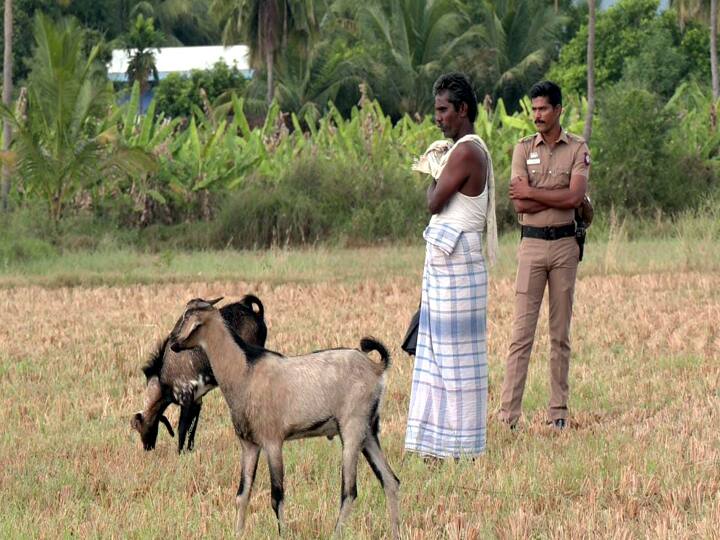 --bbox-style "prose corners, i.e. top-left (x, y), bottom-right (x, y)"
top-left (197, 313), bottom-right (252, 405)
